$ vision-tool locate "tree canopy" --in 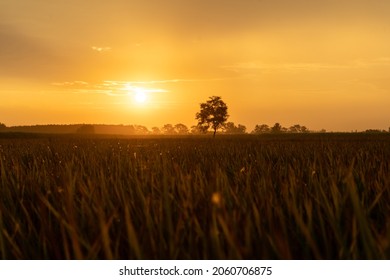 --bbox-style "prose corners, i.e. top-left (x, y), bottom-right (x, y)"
top-left (195, 96), bottom-right (229, 137)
